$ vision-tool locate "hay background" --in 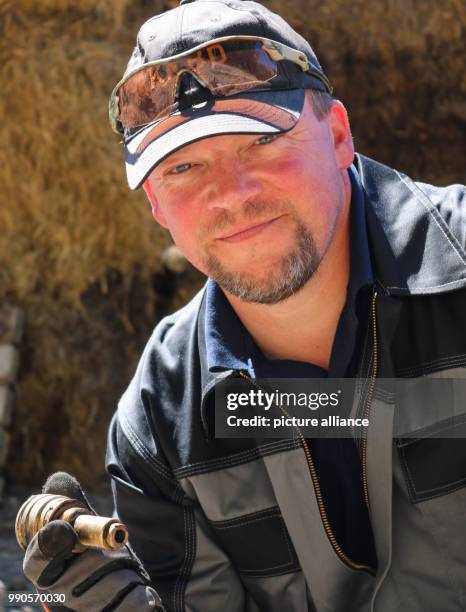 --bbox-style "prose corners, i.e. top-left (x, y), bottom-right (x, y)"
top-left (1, 0), bottom-right (464, 486)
